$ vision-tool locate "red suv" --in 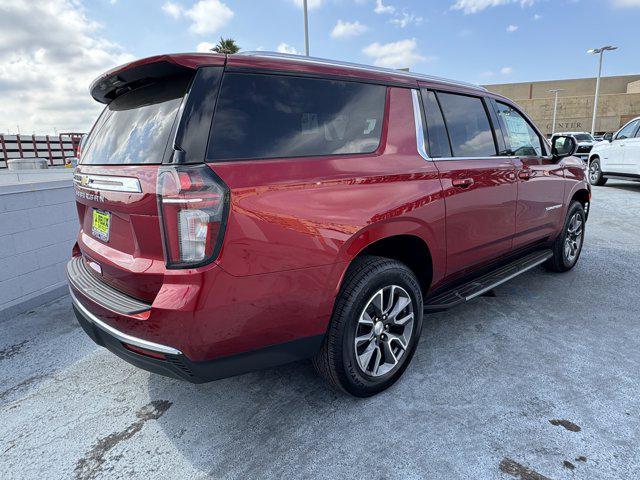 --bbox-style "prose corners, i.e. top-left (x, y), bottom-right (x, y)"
top-left (68, 52), bottom-right (589, 397)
